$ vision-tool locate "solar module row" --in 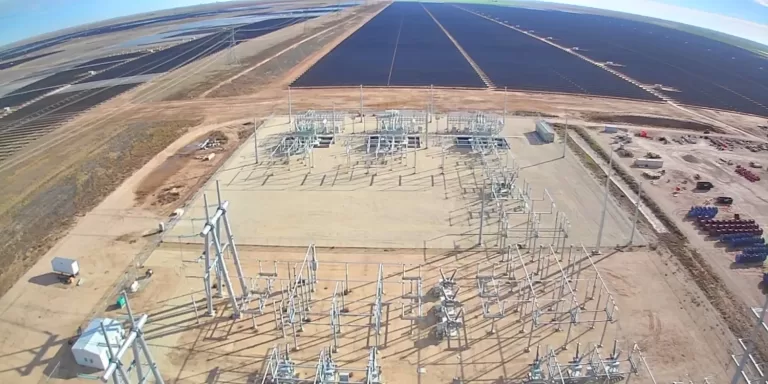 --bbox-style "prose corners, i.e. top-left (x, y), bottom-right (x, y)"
top-left (0, 6), bottom-right (270, 62)
top-left (292, 2), bottom-right (483, 87)
top-left (0, 62), bottom-right (119, 108)
top-left (74, 52), bottom-right (151, 68)
top-left (84, 16), bottom-right (310, 84)
top-left (423, 4), bottom-right (658, 101)
top-left (0, 51), bottom-right (63, 71)
top-left (465, 4), bottom-right (768, 116)
top-left (0, 84), bottom-right (140, 161)
top-left (293, 3), bottom-right (656, 101)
